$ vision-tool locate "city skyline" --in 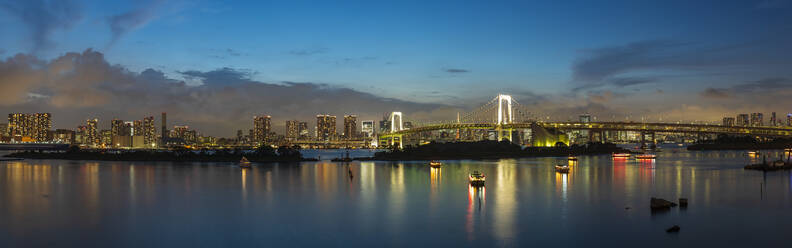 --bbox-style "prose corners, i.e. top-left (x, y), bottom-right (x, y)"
top-left (1, 0), bottom-right (792, 136)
